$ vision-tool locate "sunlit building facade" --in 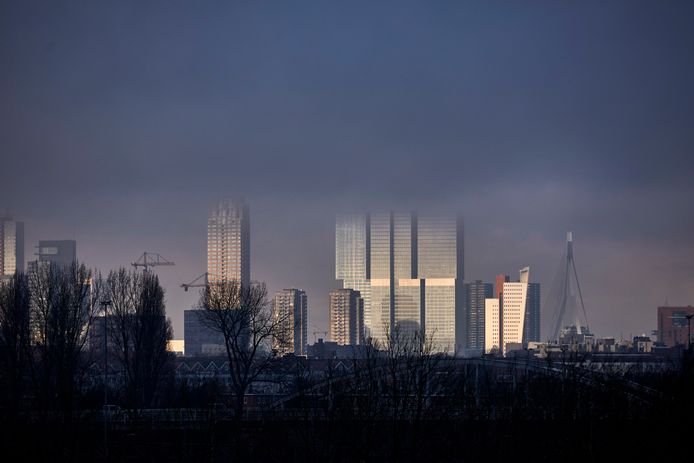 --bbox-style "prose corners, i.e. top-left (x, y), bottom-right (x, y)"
top-left (207, 199), bottom-right (250, 286)
top-left (0, 216), bottom-right (24, 279)
top-left (417, 215), bottom-right (462, 353)
top-left (329, 288), bottom-right (364, 345)
top-left (335, 212), bottom-right (464, 353)
top-left (273, 289), bottom-right (308, 356)
top-left (335, 214), bottom-right (371, 336)
top-left (485, 267), bottom-right (537, 355)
